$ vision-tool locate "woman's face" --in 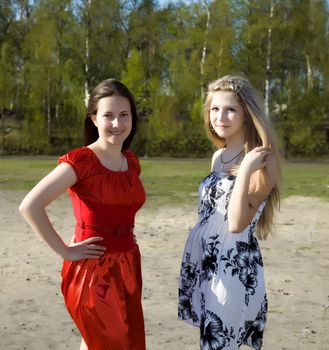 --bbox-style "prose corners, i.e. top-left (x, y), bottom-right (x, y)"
top-left (92, 95), bottom-right (132, 146)
top-left (209, 91), bottom-right (245, 143)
